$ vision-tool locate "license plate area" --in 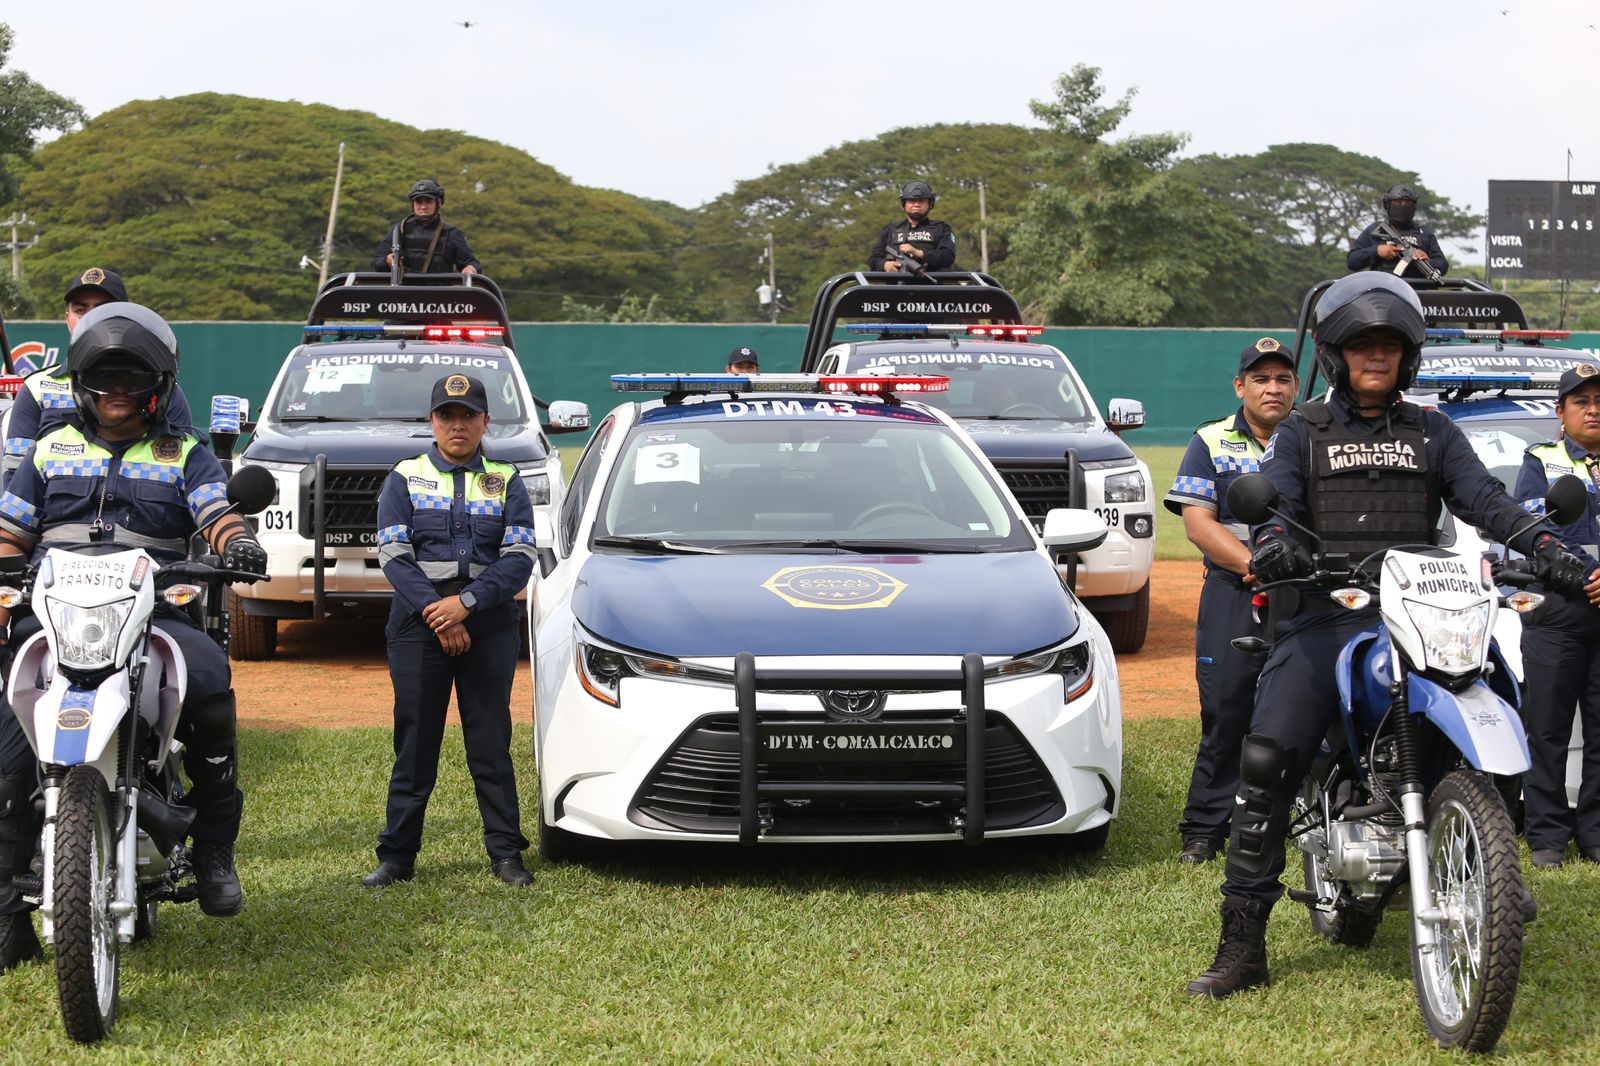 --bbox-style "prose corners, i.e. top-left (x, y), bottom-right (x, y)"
top-left (758, 722), bottom-right (965, 763)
